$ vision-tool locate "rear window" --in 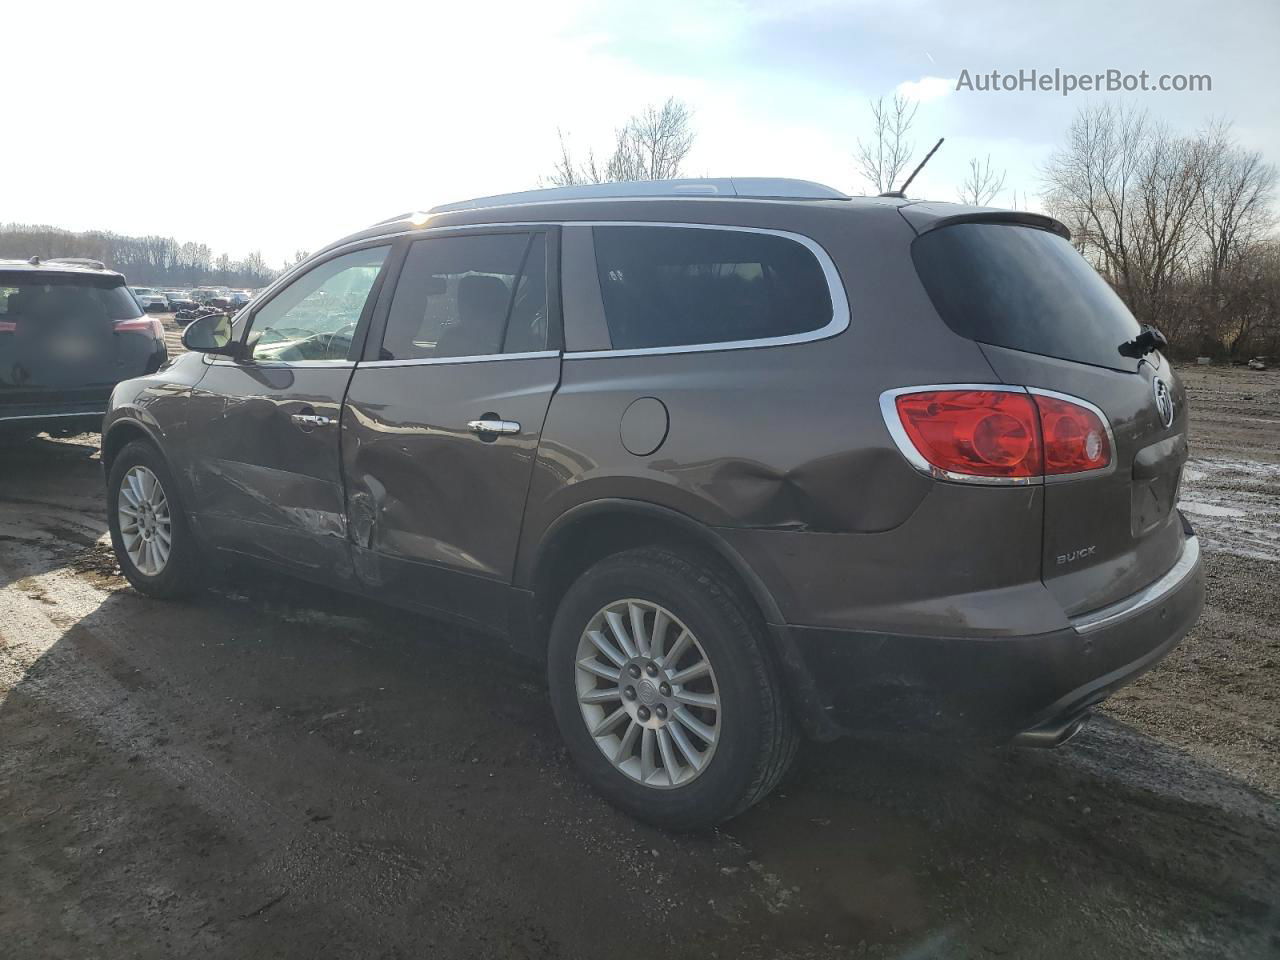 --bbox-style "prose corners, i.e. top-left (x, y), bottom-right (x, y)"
top-left (0, 273), bottom-right (142, 322)
top-left (592, 226), bottom-right (834, 350)
top-left (911, 223), bottom-right (1142, 371)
